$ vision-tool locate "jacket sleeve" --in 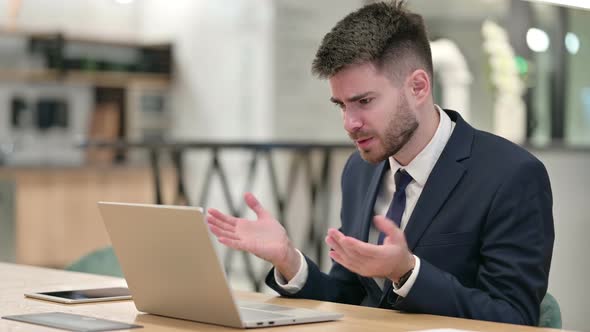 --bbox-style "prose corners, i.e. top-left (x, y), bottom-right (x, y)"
top-left (265, 254), bottom-right (366, 305)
